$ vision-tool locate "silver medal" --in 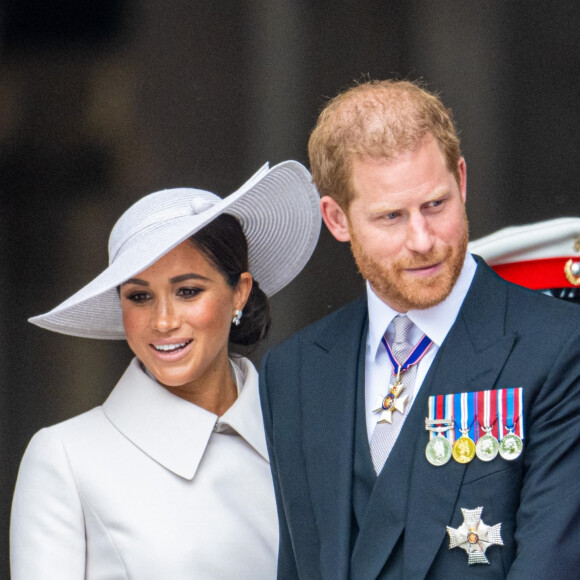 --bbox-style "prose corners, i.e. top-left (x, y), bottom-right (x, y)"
top-left (475, 431), bottom-right (499, 462)
top-left (499, 432), bottom-right (523, 460)
top-left (425, 435), bottom-right (452, 466)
